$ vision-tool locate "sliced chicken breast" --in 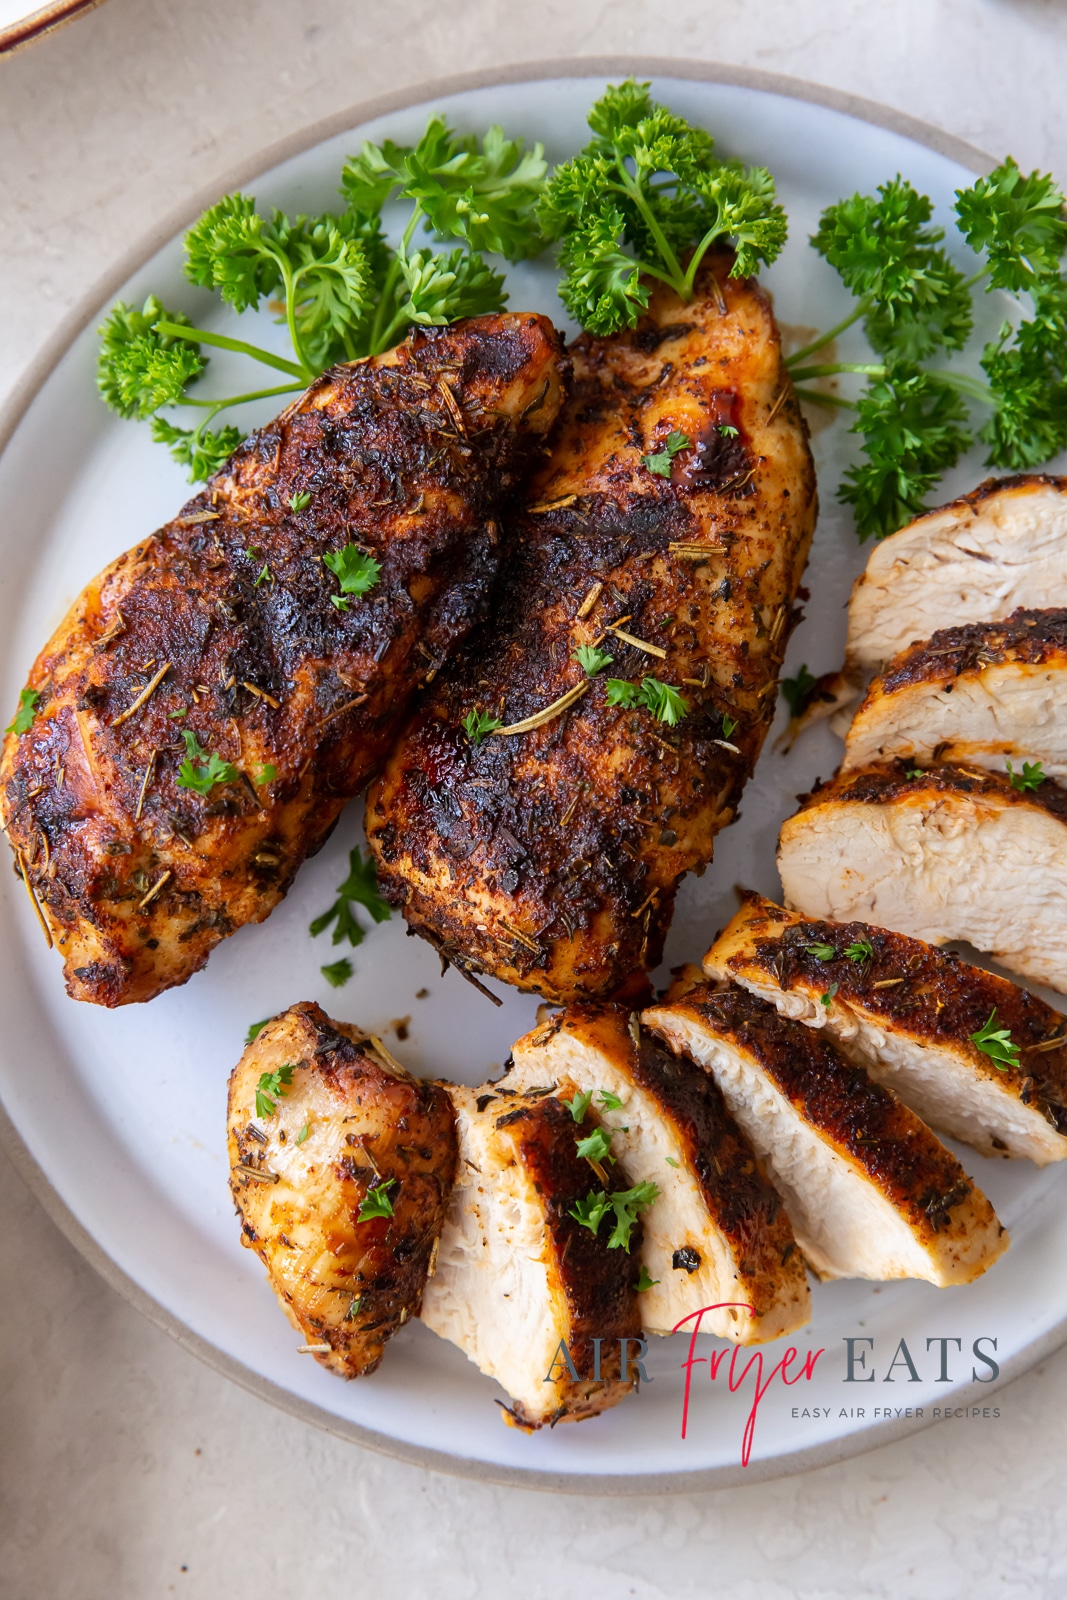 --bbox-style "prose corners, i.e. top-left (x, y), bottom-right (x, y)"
top-left (778, 762), bottom-right (1067, 993)
top-left (644, 985), bottom-right (1008, 1285)
top-left (419, 1085), bottom-right (642, 1429)
top-left (705, 893), bottom-right (1067, 1164)
top-left (843, 609), bottom-right (1067, 778)
top-left (227, 1002), bottom-right (457, 1378)
top-left (505, 1003), bottom-right (810, 1344)
top-left (847, 474), bottom-right (1067, 678)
